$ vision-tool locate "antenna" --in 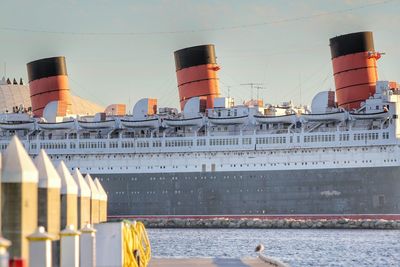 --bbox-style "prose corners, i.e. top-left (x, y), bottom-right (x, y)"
top-left (299, 73), bottom-right (302, 106)
top-left (227, 86), bottom-right (231, 98)
top-left (3, 62), bottom-right (6, 77)
top-left (254, 85), bottom-right (266, 100)
top-left (240, 83), bottom-right (263, 100)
